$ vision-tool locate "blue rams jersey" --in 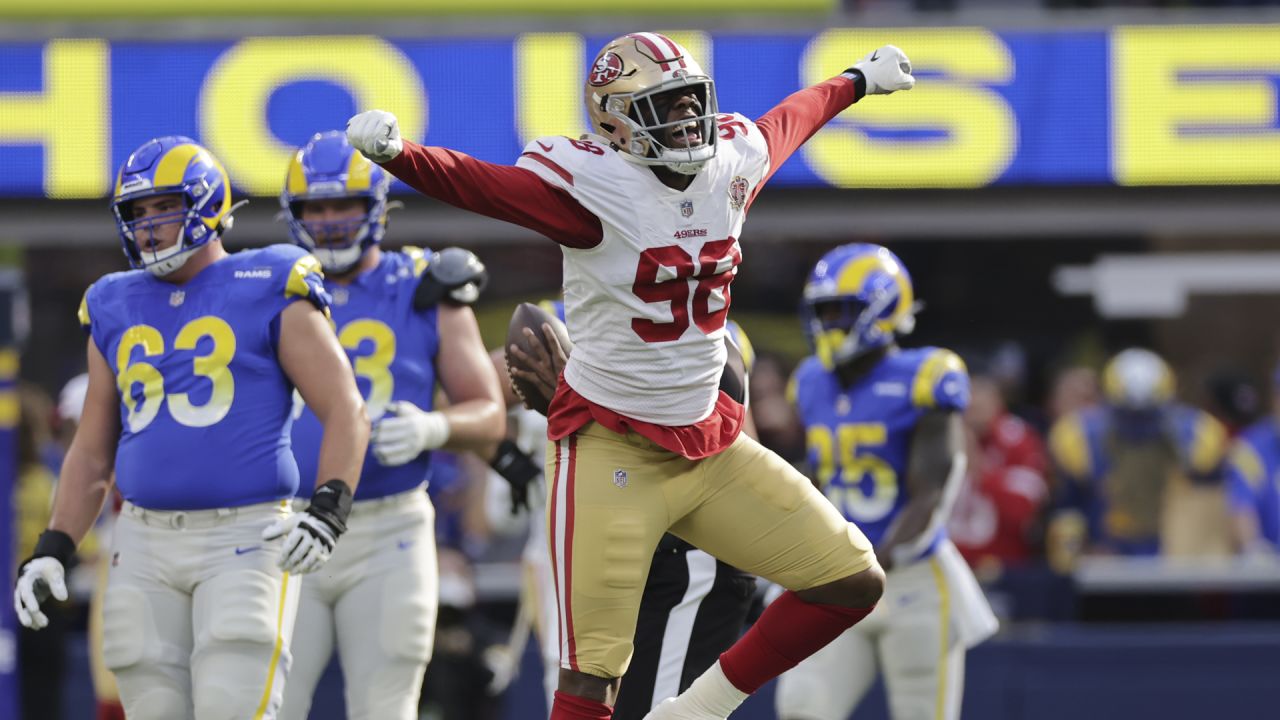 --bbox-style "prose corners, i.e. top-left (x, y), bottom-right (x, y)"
top-left (1225, 419), bottom-right (1280, 547)
top-left (790, 347), bottom-right (969, 552)
top-left (80, 245), bottom-right (328, 510)
top-left (1048, 403), bottom-right (1228, 553)
top-left (291, 248), bottom-right (440, 500)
